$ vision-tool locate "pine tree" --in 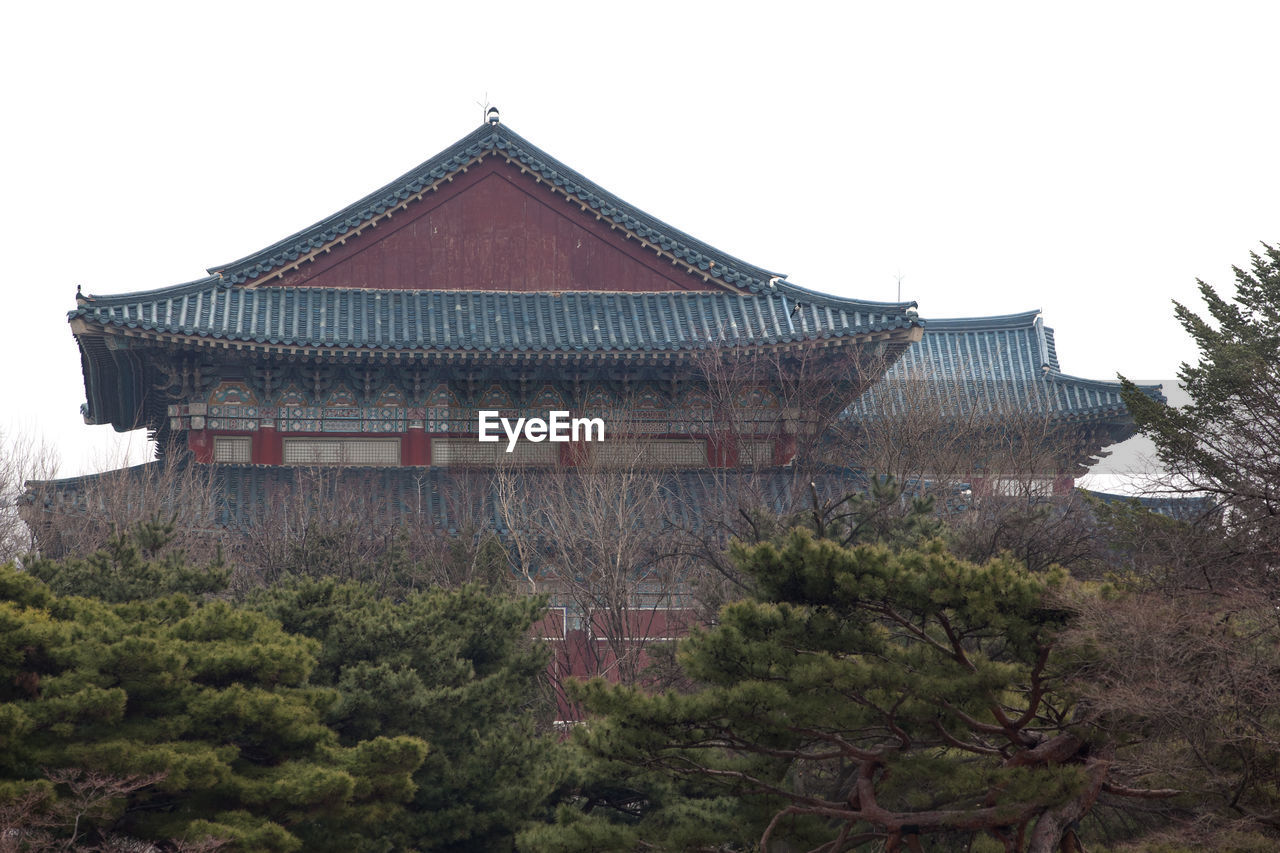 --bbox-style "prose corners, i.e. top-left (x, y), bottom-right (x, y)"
top-left (542, 531), bottom-right (1151, 852)
top-left (1121, 242), bottom-right (1280, 572)
top-left (0, 543), bottom-right (427, 851)
top-left (23, 515), bottom-right (229, 603)
top-left (248, 579), bottom-right (562, 852)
